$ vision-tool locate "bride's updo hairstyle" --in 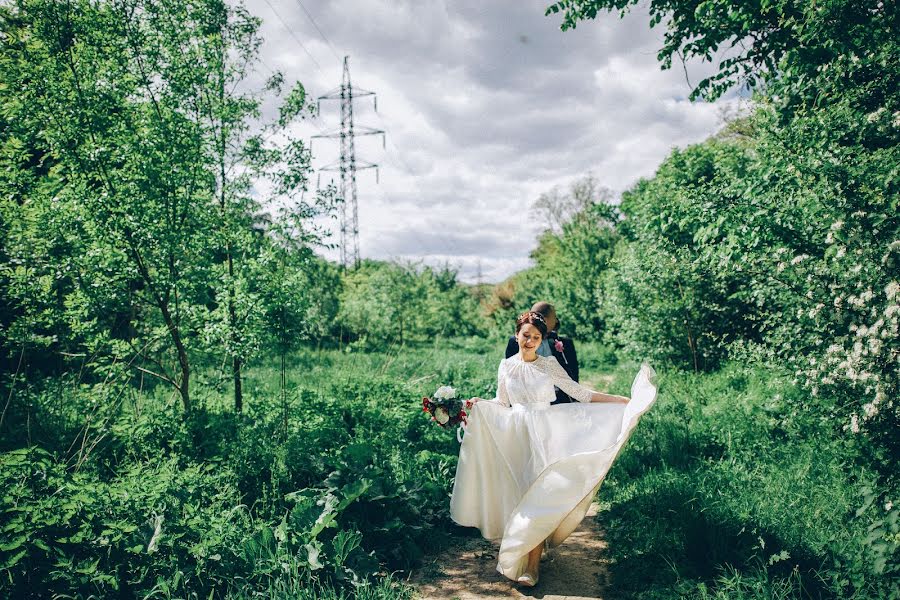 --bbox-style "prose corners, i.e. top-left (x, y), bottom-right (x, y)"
top-left (516, 311), bottom-right (548, 337)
